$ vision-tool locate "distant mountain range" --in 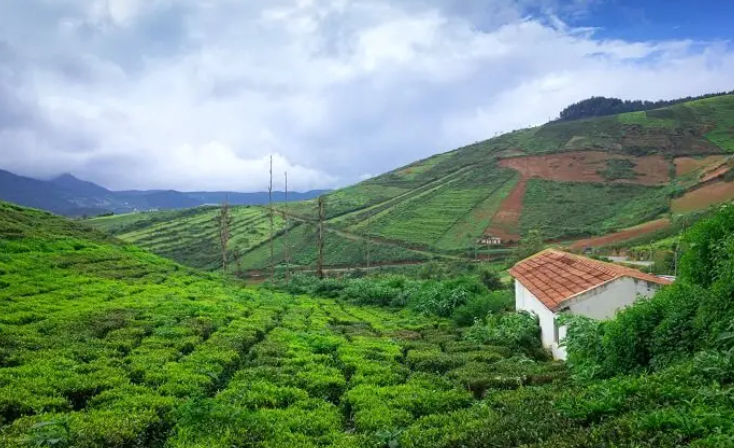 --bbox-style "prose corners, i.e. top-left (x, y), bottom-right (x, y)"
top-left (0, 169), bottom-right (329, 216)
